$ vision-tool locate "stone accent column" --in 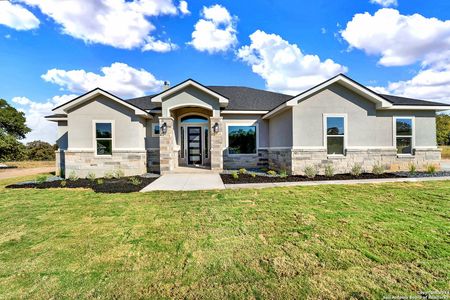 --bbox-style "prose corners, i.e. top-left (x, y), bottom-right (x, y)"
top-left (159, 117), bottom-right (176, 174)
top-left (210, 117), bottom-right (224, 172)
